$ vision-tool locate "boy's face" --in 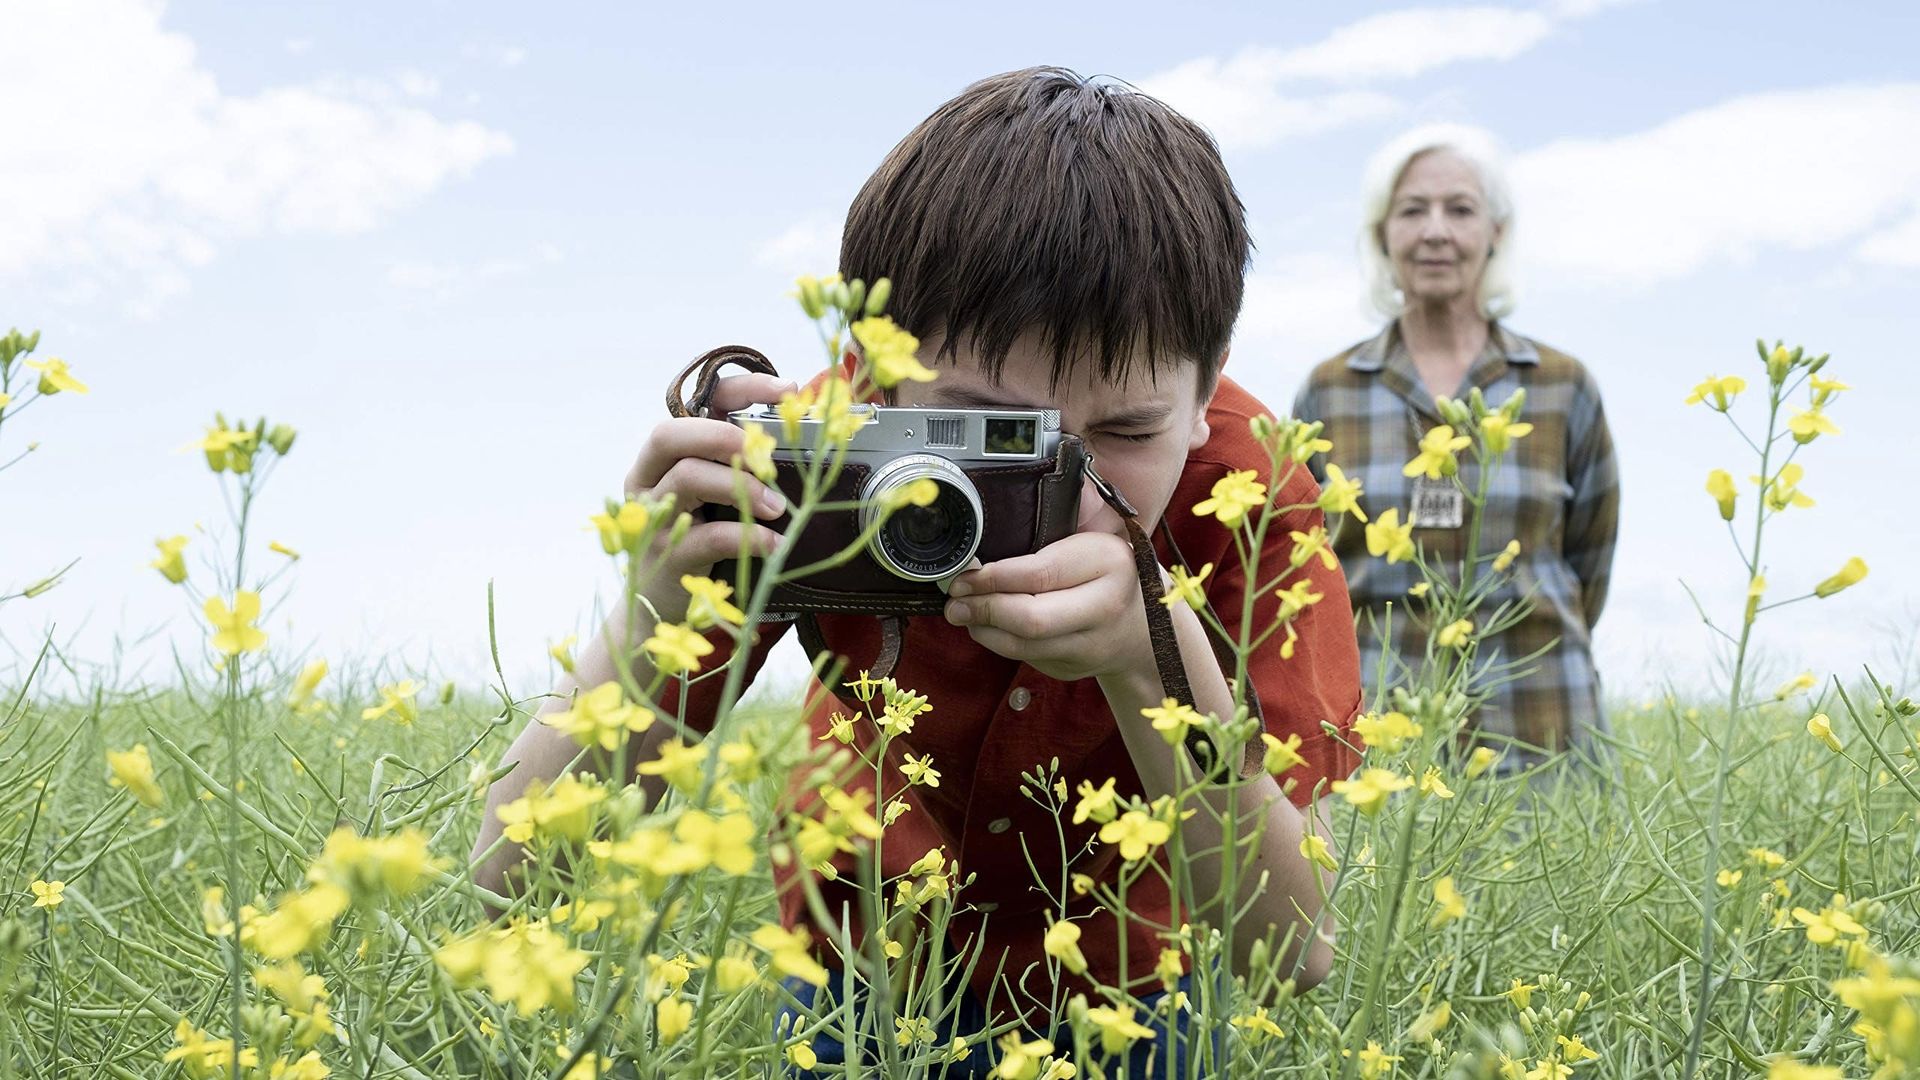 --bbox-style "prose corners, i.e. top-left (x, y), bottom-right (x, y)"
top-left (894, 332), bottom-right (1218, 535)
